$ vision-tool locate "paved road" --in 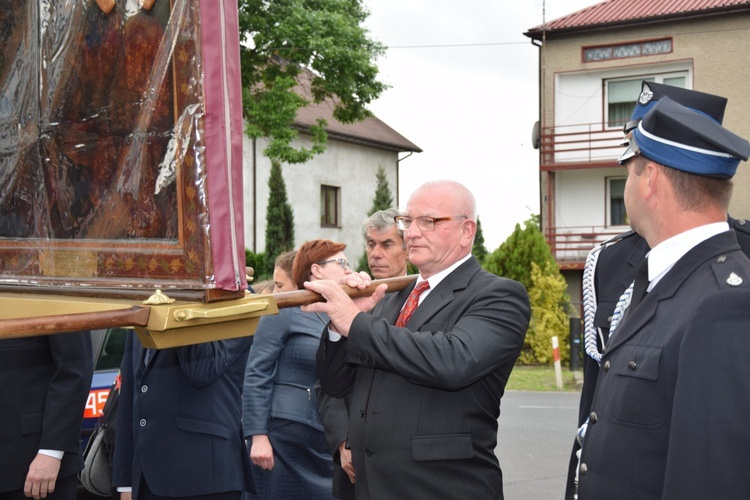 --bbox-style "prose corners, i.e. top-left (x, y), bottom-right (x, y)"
top-left (496, 390), bottom-right (581, 500)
